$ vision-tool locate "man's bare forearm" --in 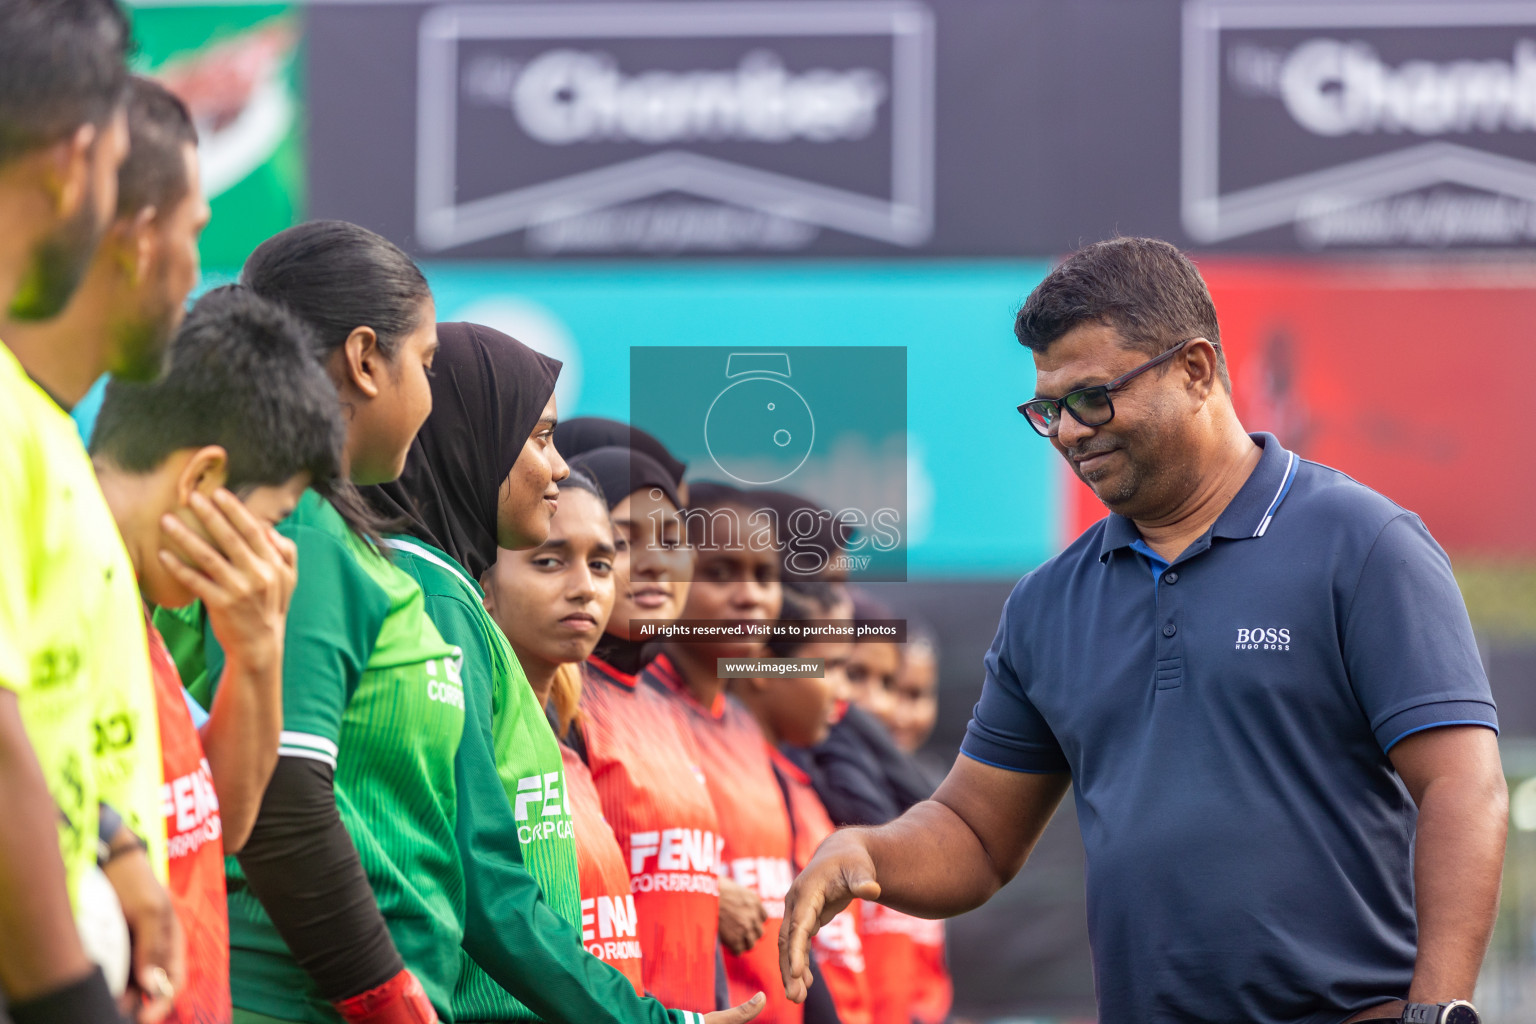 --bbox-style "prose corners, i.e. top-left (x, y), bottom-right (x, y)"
top-left (1407, 769), bottom-right (1507, 1001)
top-left (857, 799), bottom-right (1012, 918)
top-left (862, 764), bottom-right (1072, 919)
top-left (0, 691), bottom-right (94, 1001)
top-left (780, 758), bottom-right (1069, 1005)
